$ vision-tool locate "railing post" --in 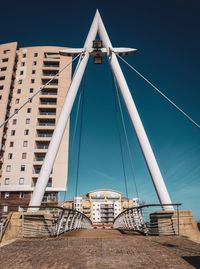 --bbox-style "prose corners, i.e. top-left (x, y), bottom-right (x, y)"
top-left (177, 204), bottom-right (180, 236)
